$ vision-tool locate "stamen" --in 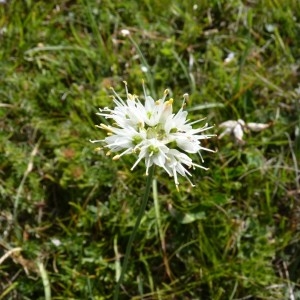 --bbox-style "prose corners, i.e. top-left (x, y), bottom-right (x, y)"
top-left (131, 155), bottom-right (144, 171)
top-left (198, 146), bottom-right (216, 153)
top-left (110, 87), bottom-right (124, 103)
top-left (182, 93), bottom-right (189, 108)
top-left (114, 147), bottom-right (134, 159)
top-left (193, 161), bottom-right (209, 170)
top-left (123, 81), bottom-right (129, 98)
top-left (198, 150), bottom-right (204, 162)
top-left (185, 175), bottom-right (195, 187)
top-left (166, 98), bottom-right (173, 106)
top-left (145, 158), bottom-right (152, 175)
top-left (89, 139), bottom-right (103, 143)
top-left (172, 166), bottom-right (179, 186)
top-left (99, 124), bottom-right (112, 132)
top-left (142, 79), bottom-right (147, 100)
top-left (161, 89), bottom-right (169, 102)
top-left (189, 117), bottom-right (207, 125)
